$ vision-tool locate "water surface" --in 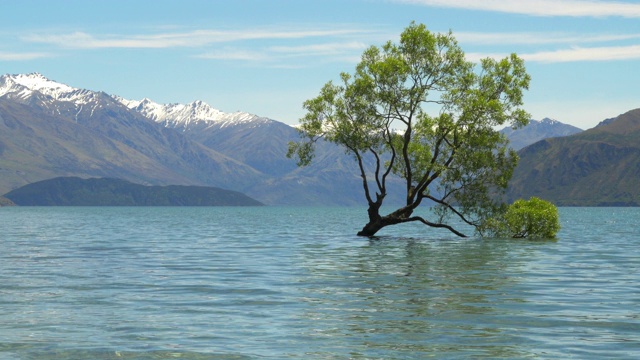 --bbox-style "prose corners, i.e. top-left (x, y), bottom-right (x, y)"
top-left (1, 207), bottom-right (638, 359)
